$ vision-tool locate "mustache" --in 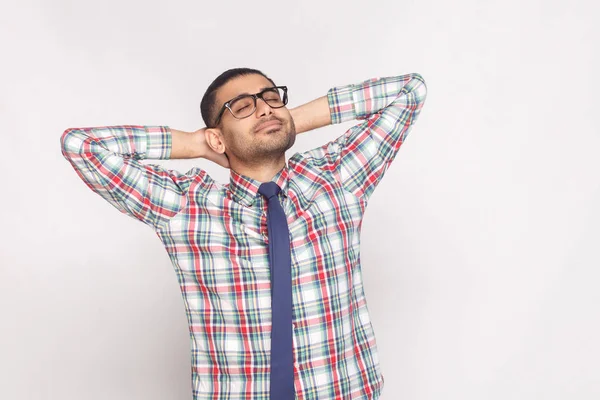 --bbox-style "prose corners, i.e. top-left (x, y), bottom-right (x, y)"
top-left (254, 117), bottom-right (283, 132)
